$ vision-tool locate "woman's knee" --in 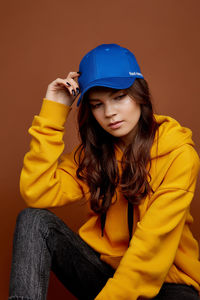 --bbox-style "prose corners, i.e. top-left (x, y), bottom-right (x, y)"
top-left (15, 207), bottom-right (52, 235)
top-left (14, 207), bottom-right (71, 245)
top-left (16, 207), bottom-right (48, 223)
